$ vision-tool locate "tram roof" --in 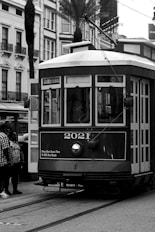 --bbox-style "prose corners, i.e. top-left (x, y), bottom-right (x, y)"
top-left (39, 50), bottom-right (155, 71)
